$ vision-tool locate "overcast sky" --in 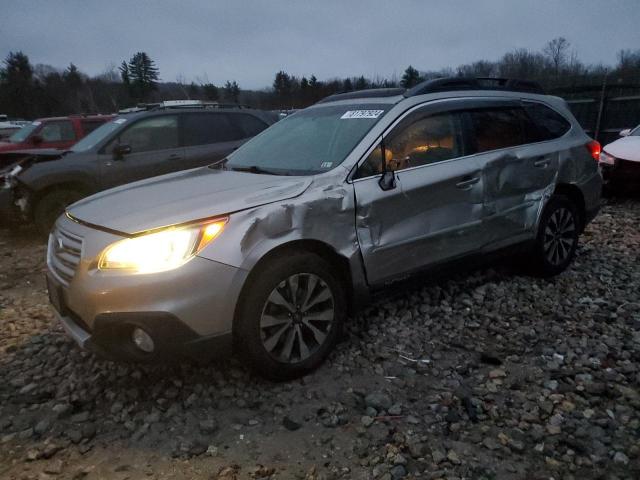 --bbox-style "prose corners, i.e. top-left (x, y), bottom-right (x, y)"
top-left (1, 0), bottom-right (638, 89)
